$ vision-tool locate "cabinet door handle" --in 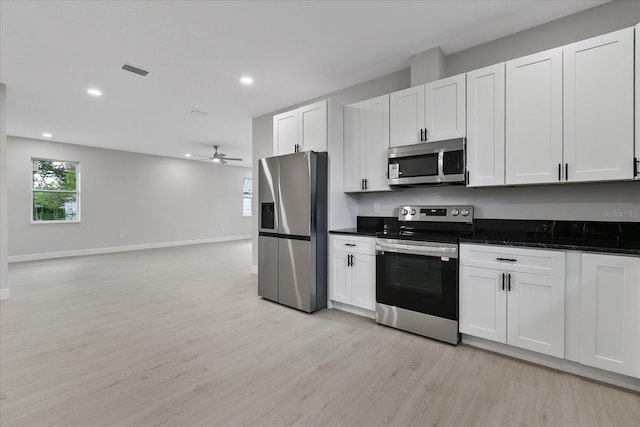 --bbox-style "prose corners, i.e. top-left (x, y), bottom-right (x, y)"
top-left (634, 157), bottom-right (638, 177)
top-left (558, 163), bottom-right (562, 181)
top-left (507, 273), bottom-right (512, 292)
top-left (364, 179), bottom-right (368, 190)
top-left (420, 128), bottom-right (424, 142)
top-left (424, 128), bottom-right (428, 141)
top-left (347, 254), bottom-right (350, 267)
top-left (501, 273), bottom-right (505, 291)
top-left (565, 163), bottom-right (569, 181)
top-left (496, 257), bottom-right (517, 262)
top-left (350, 254), bottom-right (354, 267)
top-left (344, 243), bottom-right (356, 247)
